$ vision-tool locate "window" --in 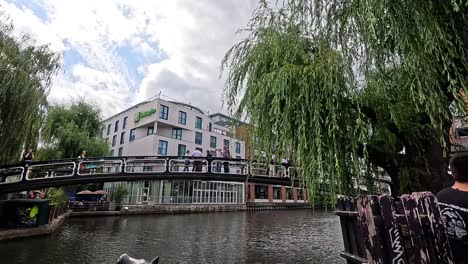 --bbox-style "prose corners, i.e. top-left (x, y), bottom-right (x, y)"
top-left (210, 136), bottom-right (217, 148)
top-left (110, 149), bottom-right (114, 156)
top-left (158, 140), bottom-right (168, 155)
top-left (224, 139), bottom-right (230, 149)
top-left (195, 116), bottom-right (202, 129)
top-left (273, 187), bottom-right (282, 200)
top-left (123, 116), bottom-right (128, 129)
top-left (120, 132), bottom-right (125, 145)
top-left (172, 128), bottom-right (182, 140)
top-left (107, 124), bottom-right (111, 135)
top-left (147, 127), bottom-right (154, 135)
top-left (178, 111), bottom-right (187, 125)
top-left (100, 127), bottom-right (105, 137)
top-left (196, 147), bottom-right (203, 153)
top-left (129, 129), bottom-right (136, 142)
top-left (209, 122), bottom-right (212, 132)
top-left (236, 142), bottom-right (241, 154)
top-left (112, 135), bottom-right (117, 146)
top-left (118, 147), bottom-right (123, 157)
top-left (195, 132), bottom-right (203, 145)
top-left (160, 105), bottom-right (168, 120)
top-left (178, 144), bottom-right (186, 156)
top-left (114, 120), bottom-right (119, 132)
